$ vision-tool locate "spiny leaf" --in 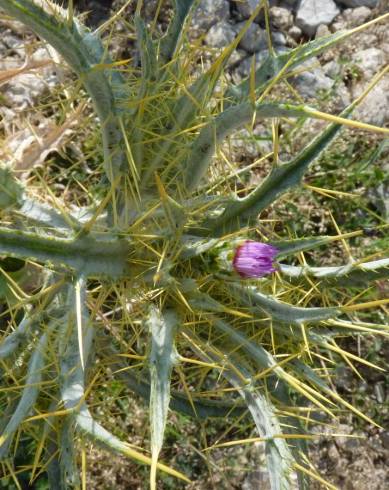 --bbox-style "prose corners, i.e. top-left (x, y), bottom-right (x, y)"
top-left (0, 323), bottom-right (55, 458)
top-left (76, 405), bottom-right (190, 483)
top-left (0, 227), bottom-right (130, 277)
top-left (159, 0), bottom-right (196, 64)
top-left (226, 283), bottom-right (339, 324)
top-left (0, 310), bottom-right (34, 360)
top-left (148, 307), bottom-right (179, 490)
top-left (196, 107), bottom-right (350, 235)
top-left (184, 327), bottom-right (295, 490)
top-left (155, 174), bottom-right (186, 232)
top-left (279, 258), bottom-right (389, 286)
top-left (97, 336), bottom-right (246, 418)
